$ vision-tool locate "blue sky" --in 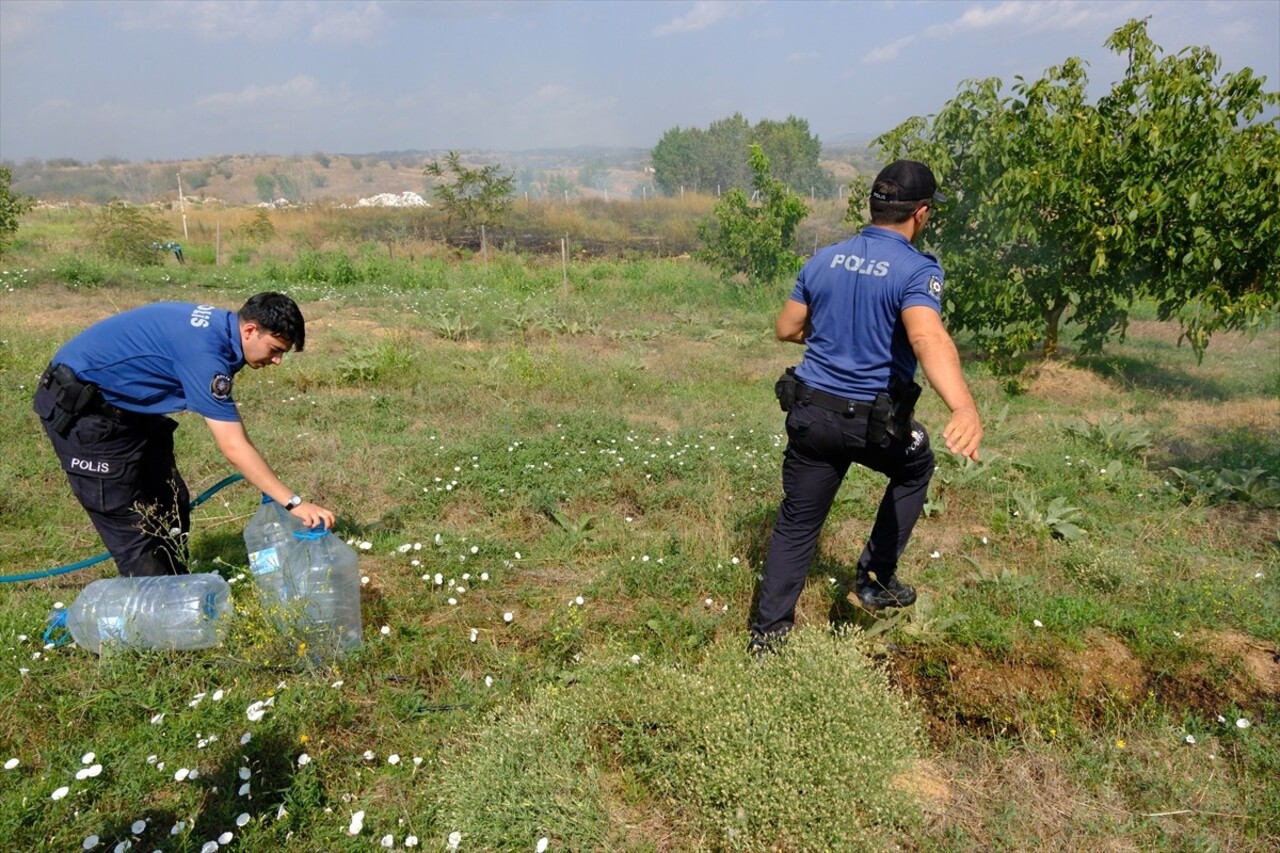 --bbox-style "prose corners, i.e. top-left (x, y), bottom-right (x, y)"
top-left (1, 0), bottom-right (1276, 162)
